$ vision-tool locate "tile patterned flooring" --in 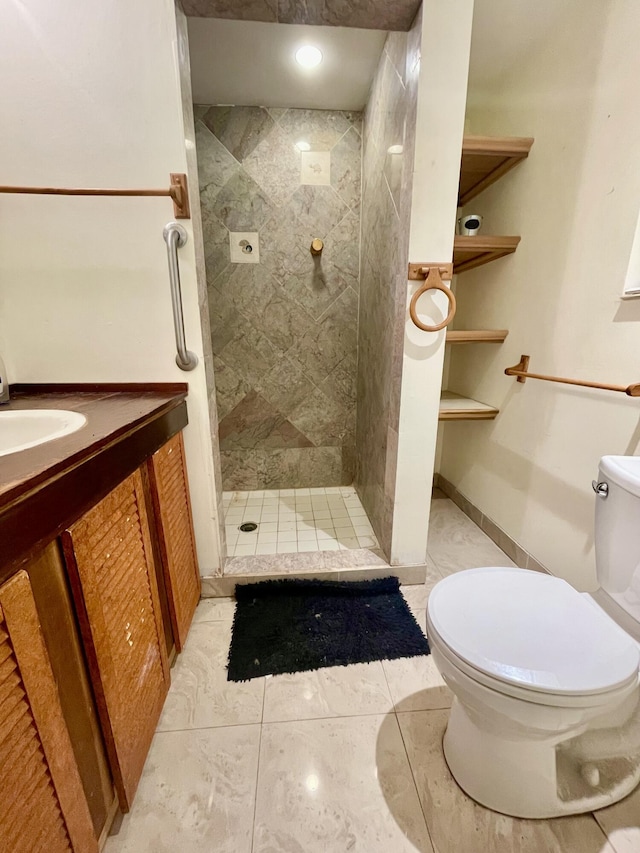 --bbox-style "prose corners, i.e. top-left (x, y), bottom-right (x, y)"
top-left (223, 486), bottom-right (380, 556)
top-left (105, 498), bottom-right (639, 853)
